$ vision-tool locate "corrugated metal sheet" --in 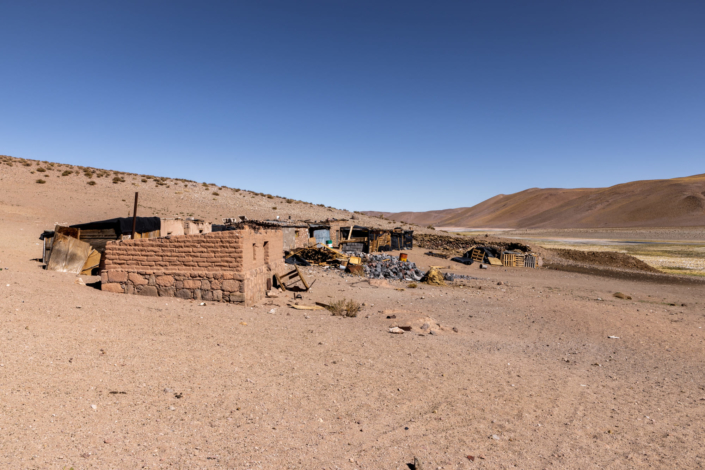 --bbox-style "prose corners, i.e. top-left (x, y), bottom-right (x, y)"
top-left (312, 229), bottom-right (330, 245)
